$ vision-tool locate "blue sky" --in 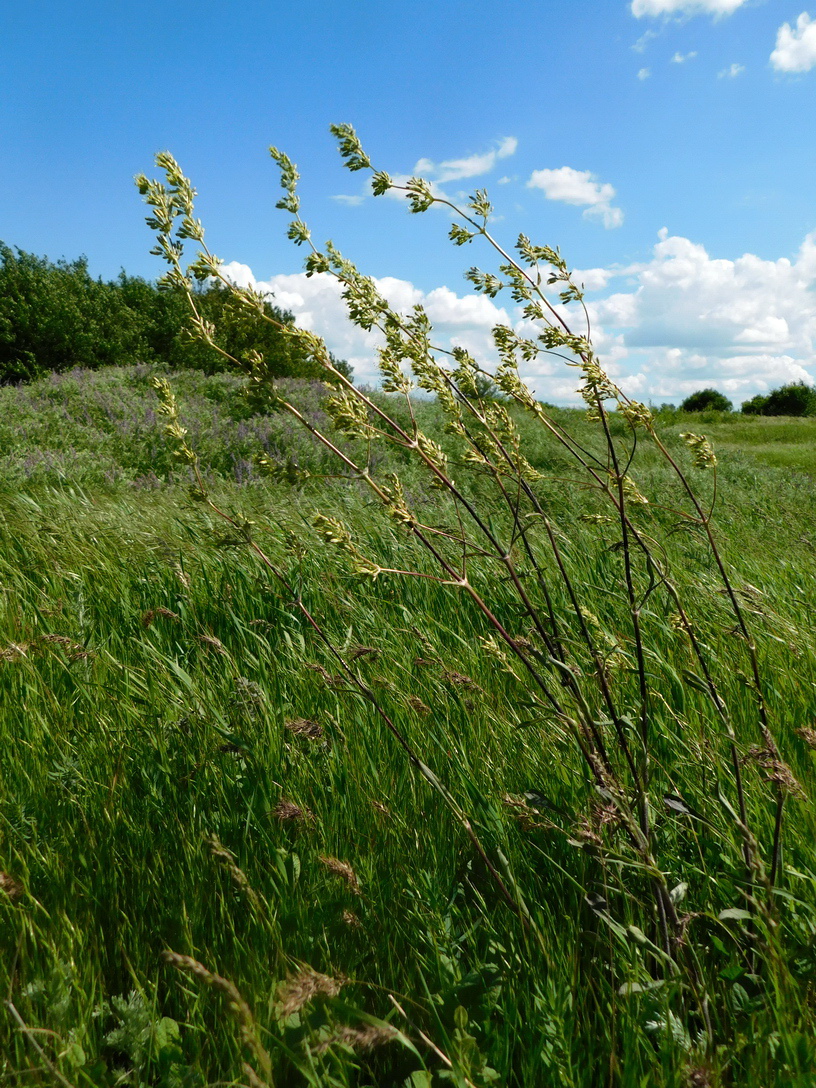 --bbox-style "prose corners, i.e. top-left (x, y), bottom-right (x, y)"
top-left (3, 0), bottom-right (816, 401)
